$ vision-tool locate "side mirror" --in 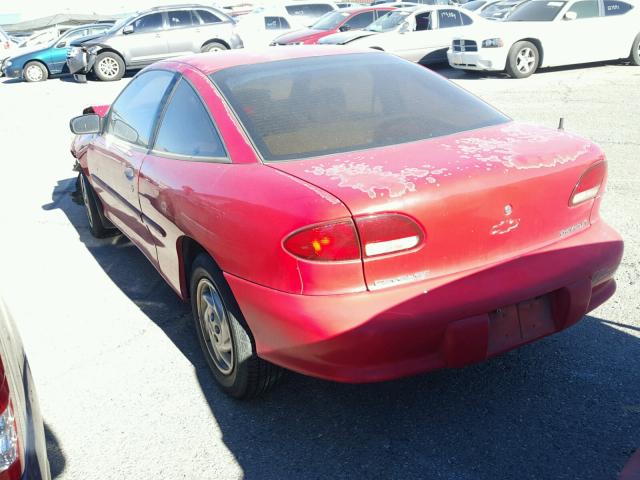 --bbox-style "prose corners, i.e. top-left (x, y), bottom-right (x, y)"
top-left (563, 11), bottom-right (577, 20)
top-left (56, 41), bottom-right (66, 48)
top-left (339, 24), bottom-right (351, 32)
top-left (399, 21), bottom-right (410, 33)
top-left (69, 114), bottom-right (102, 135)
top-left (122, 24), bottom-right (134, 34)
